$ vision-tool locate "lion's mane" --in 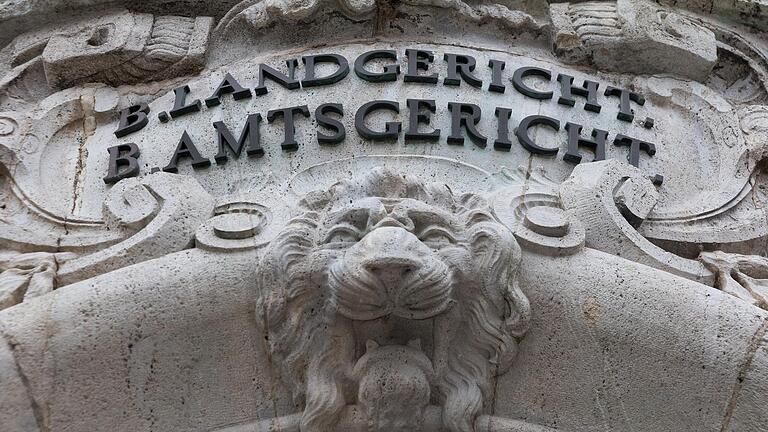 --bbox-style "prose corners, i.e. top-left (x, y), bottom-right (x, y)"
top-left (256, 168), bottom-right (530, 432)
